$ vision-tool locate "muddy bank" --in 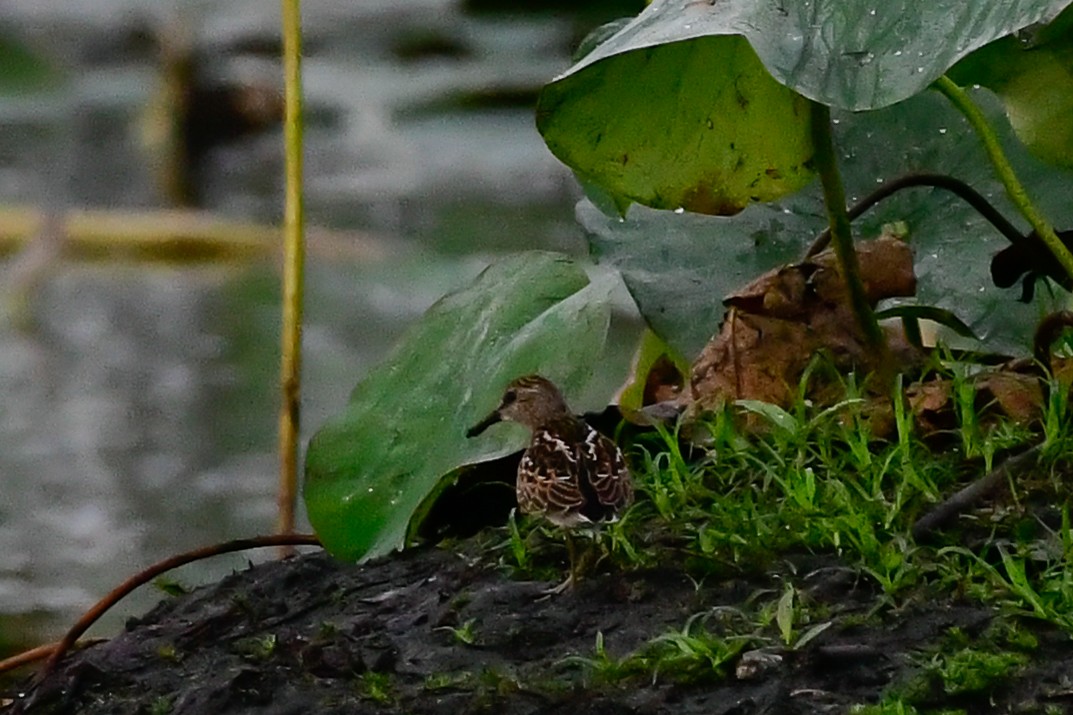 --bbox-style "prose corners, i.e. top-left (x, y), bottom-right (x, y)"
top-left (6, 541), bottom-right (1073, 714)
